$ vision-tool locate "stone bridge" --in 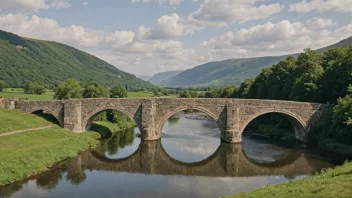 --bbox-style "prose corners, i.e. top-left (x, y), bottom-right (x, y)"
top-left (61, 141), bottom-right (331, 177)
top-left (1, 98), bottom-right (329, 143)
